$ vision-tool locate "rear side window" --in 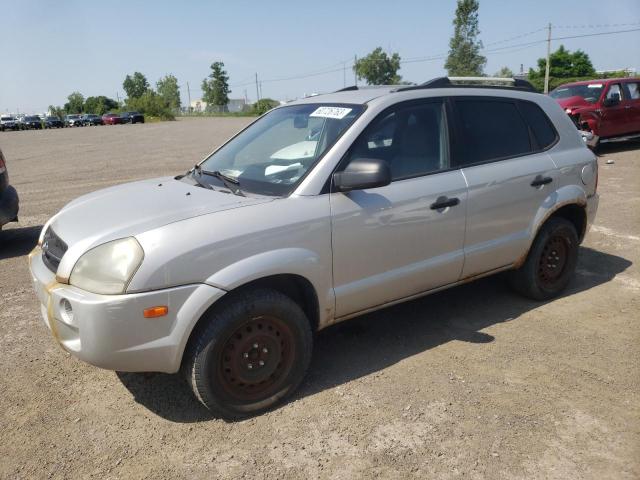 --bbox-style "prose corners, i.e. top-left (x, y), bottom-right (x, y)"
top-left (455, 99), bottom-right (531, 165)
top-left (518, 101), bottom-right (558, 149)
top-left (625, 82), bottom-right (640, 100)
